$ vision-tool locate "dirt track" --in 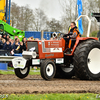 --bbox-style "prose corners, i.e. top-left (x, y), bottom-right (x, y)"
top-left (0, 74), bottom-right (100, 94)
